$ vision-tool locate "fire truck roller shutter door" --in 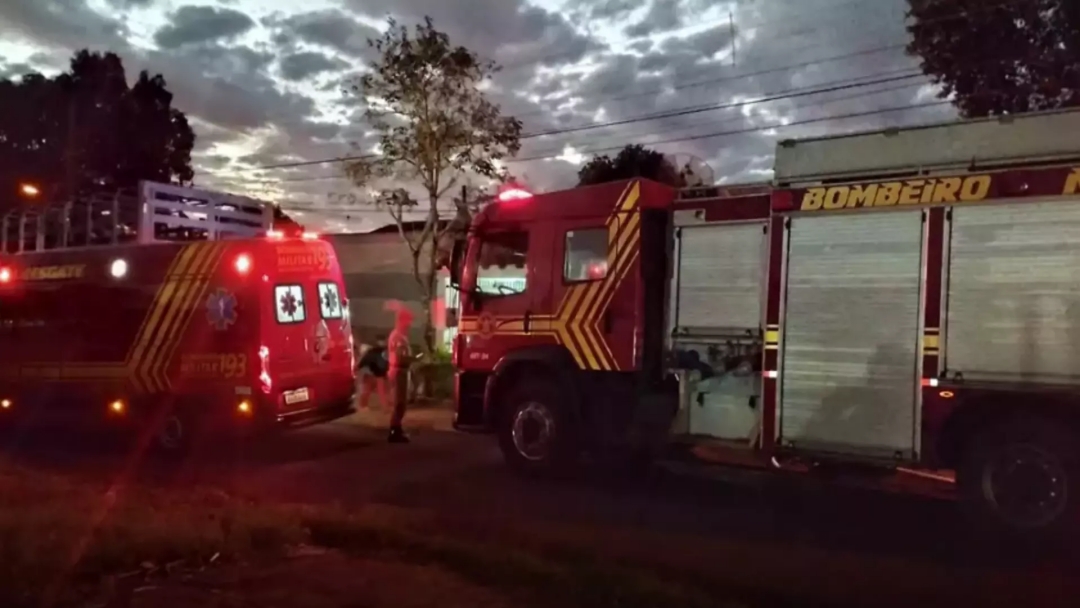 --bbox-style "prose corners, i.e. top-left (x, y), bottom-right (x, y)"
top-left (780, 211), bottom-right (923, 458)
top-left (946, 200), bottom-right (1080, 383)
top-left (672, 222), bottom-right (766, 441)
top-left (674, 223), bottom-right (766, 333)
